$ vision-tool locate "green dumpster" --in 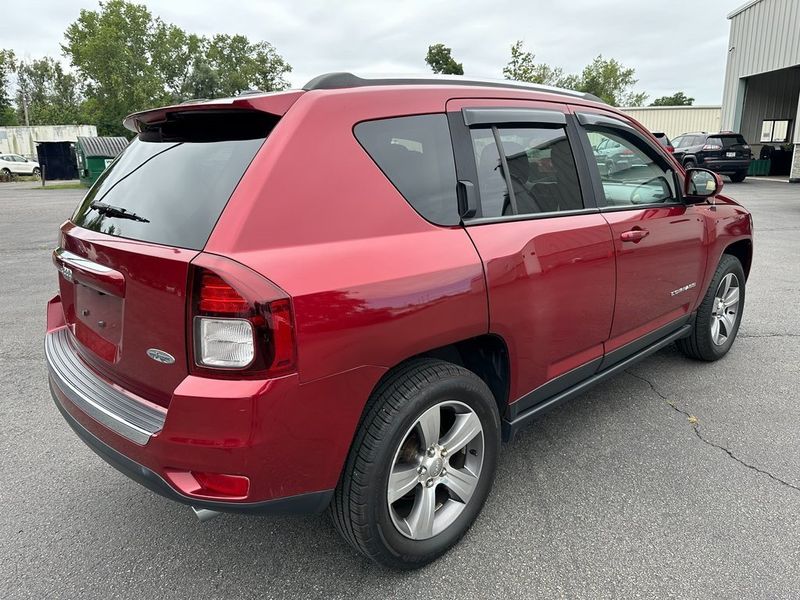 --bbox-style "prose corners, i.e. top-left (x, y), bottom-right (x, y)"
top-left (748, 159), bottom-right (771, 176)
top-left (76, 136), bottom-right (130, 187)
